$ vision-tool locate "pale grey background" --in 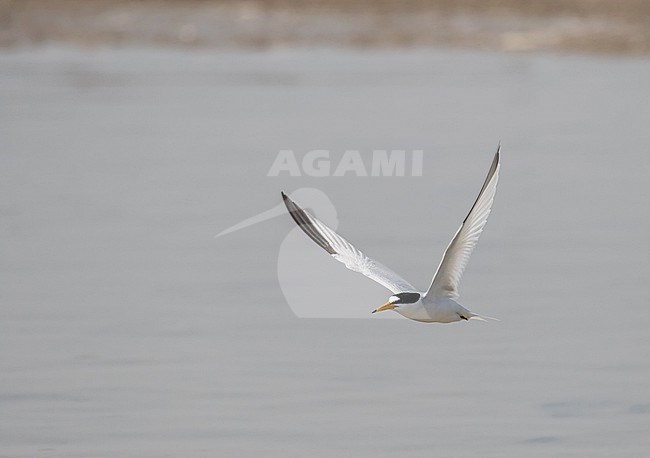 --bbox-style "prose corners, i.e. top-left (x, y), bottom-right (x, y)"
top-left (1, 47), bottom-right (649, 457)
